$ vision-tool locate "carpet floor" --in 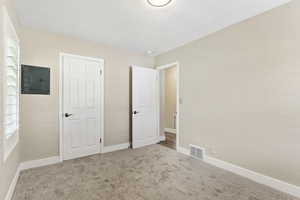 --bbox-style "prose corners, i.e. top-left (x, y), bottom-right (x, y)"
top-left (13, 145), bottom-right (298, 200)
